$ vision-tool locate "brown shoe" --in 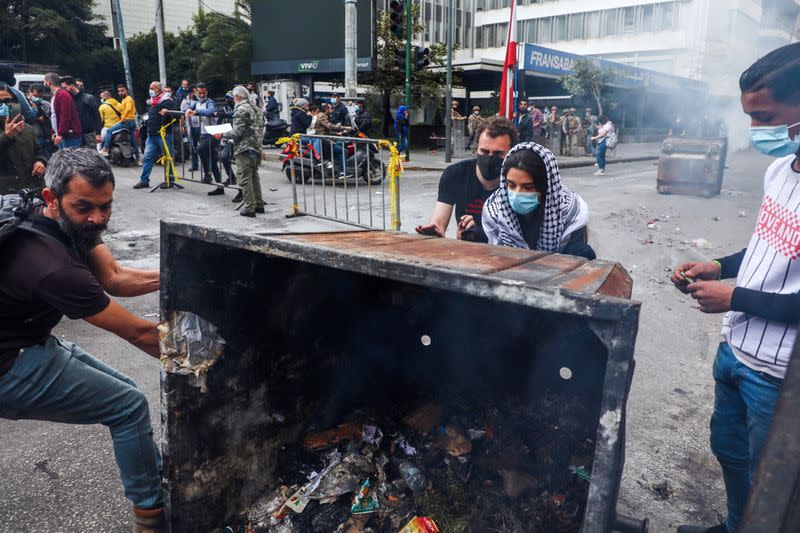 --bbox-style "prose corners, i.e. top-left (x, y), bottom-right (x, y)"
top-left (133, 507), bottom-right (164, 533)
